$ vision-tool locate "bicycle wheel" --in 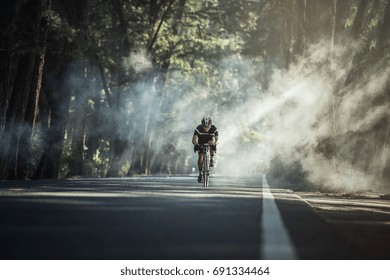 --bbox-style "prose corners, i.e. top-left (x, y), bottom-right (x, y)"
top-left (203, 169), bottom-right (208, 188)
top-left (203, 150), bottom-right (209, 188)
